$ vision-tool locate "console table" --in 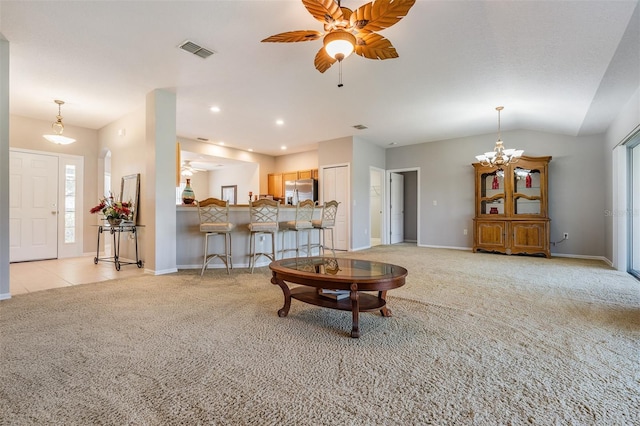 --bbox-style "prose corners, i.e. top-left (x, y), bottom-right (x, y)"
top-left (93, 224), bottom-right (144, 270)
top-left (269, 257), bottom-right (408, 338)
